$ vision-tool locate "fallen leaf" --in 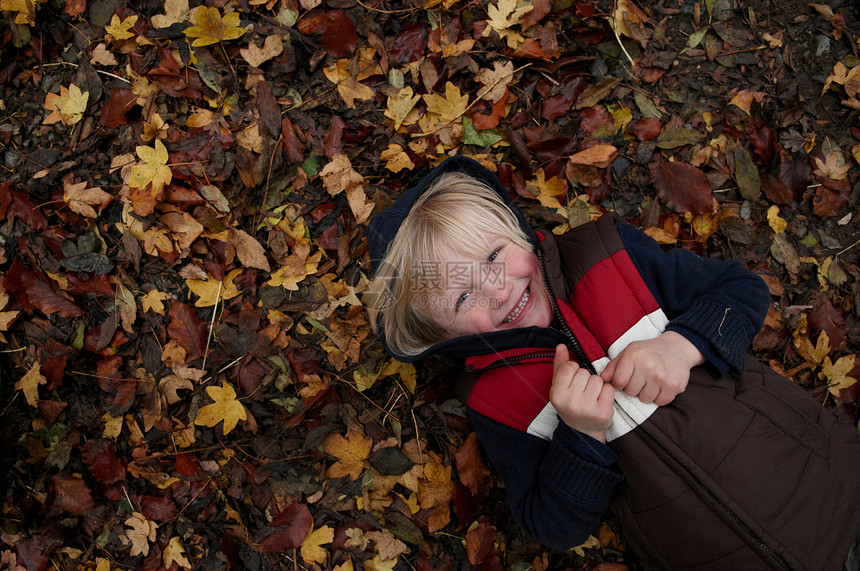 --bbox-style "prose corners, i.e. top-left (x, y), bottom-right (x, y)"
top-left (651, 160), bottom-right (714, 214)
top-left (183, 6), bottom-right (245, 47)
top-left (194, 383), bottom-right (247, 435)
top-left (152, 0), bottom-right (189, 28)
top-left (15, 362), bottom-right (46, 407)
top-left (43, 84), bottom-right (88, 126)
top-left (129, 139), bottom-right (172, 195)
top-left (124, 512), bottom-right (156, 556)
top-left (385, 86), bottom-right (421, 130)
top-left (163, 537), bottom-right (191, 569)
top-left (380, 144), bottom-right (415, 173)
top-left (186, 268), bottom-right (243, 307)
top-left (228, 228), bottom-right (271, 271)
top-left (240, 34), bottom-right (284, 68)
top-left (301, 525), bottom-right (334, 564)
top-left (105, 14), bottom-right (138, 41)
top-left (568, 144), bottom-right (618, 168)
top-left (820, 354), bottom-right (857, 396)
top-left (324, 429), bottom-right (372, 480)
